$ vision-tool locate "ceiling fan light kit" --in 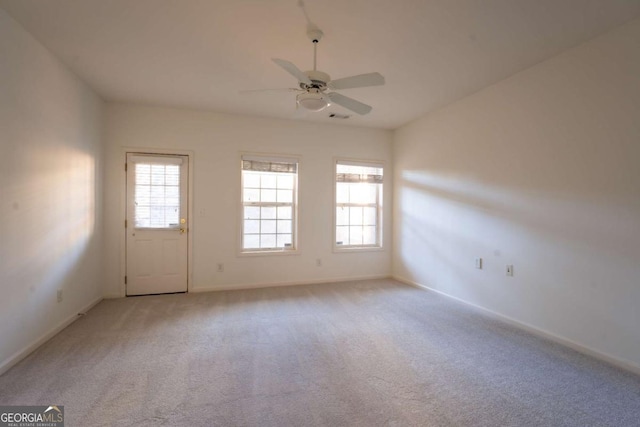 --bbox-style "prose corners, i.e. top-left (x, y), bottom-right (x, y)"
top-left (297, 91), bottom-right (330, 112)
